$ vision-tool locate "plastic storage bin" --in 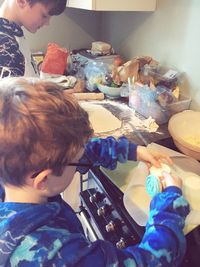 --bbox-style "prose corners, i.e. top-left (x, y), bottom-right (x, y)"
top-left (129, 85), bottom-right (191, 124)
top-left (142, 64), bottom-right (181, 88)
